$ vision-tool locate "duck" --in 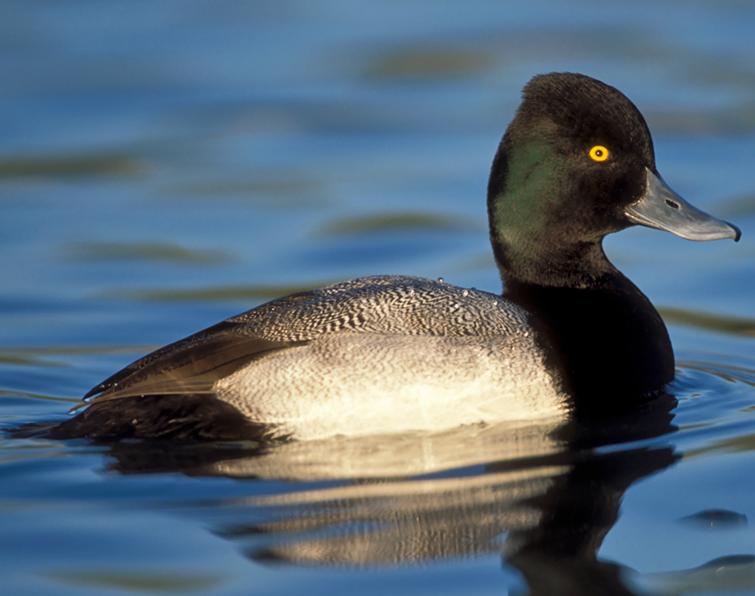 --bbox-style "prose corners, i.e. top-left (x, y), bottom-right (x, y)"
top-left (49, 72), bottom-right (740, 442)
